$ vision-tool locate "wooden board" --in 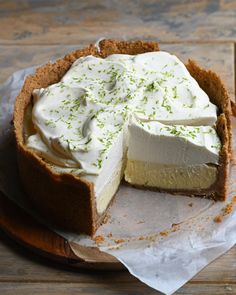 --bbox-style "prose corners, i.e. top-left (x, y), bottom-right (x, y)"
top-left (0, 282), bottom-right (235, 295)
top-left (0, 191), bottom-right (121, 270)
